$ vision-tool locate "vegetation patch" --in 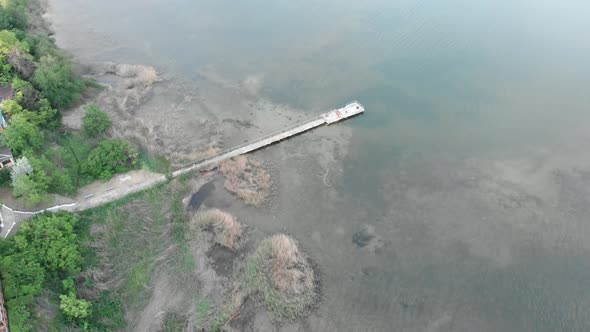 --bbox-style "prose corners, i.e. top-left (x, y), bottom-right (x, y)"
top-left (0, 0), bottom-right (151, 206)
top-left (246, 234), bottom-right (318, 321)
top-left (220, 156), bottom-right (272, 206)
top-left (0, 212), bottom-right (91, 331)
top-left (191, 208), bottom-right (243, 250)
